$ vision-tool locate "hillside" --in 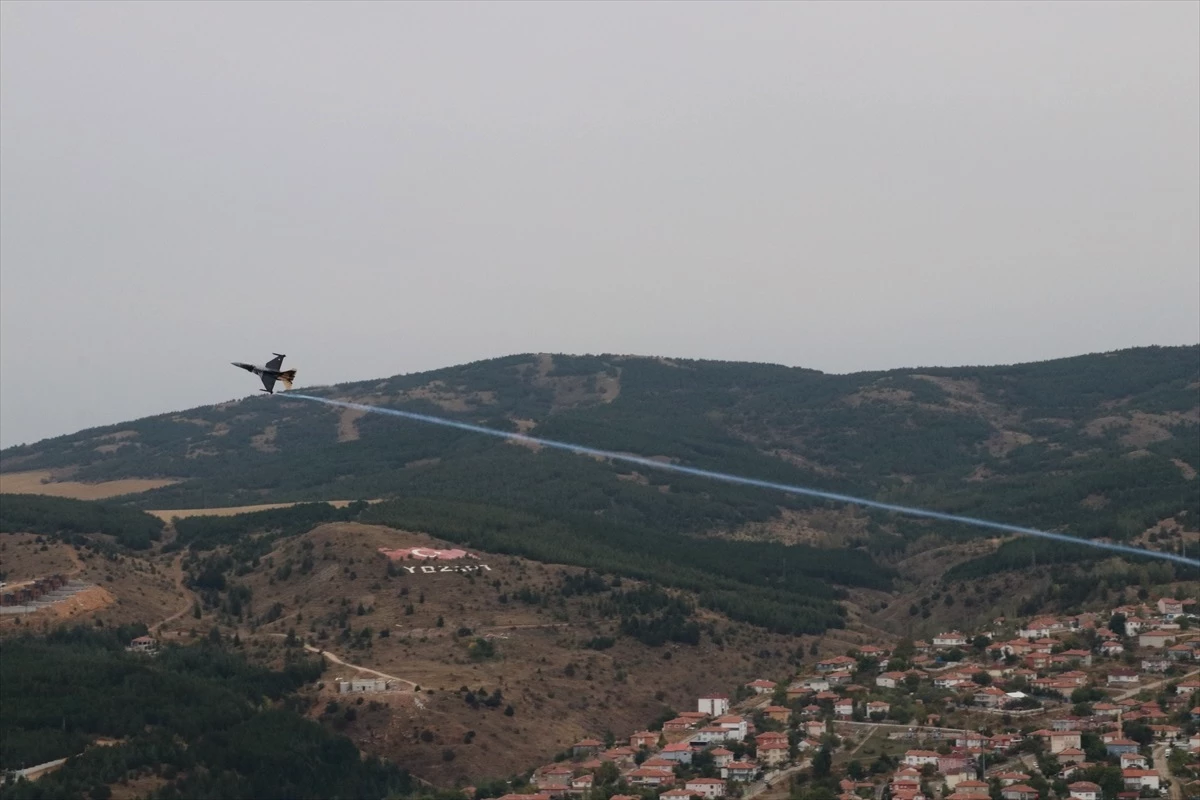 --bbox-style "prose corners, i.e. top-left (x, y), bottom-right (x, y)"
top-left (176, 520), bottom-right (833, 784)
top-left (4, 346), bottom-right (1197, 548)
